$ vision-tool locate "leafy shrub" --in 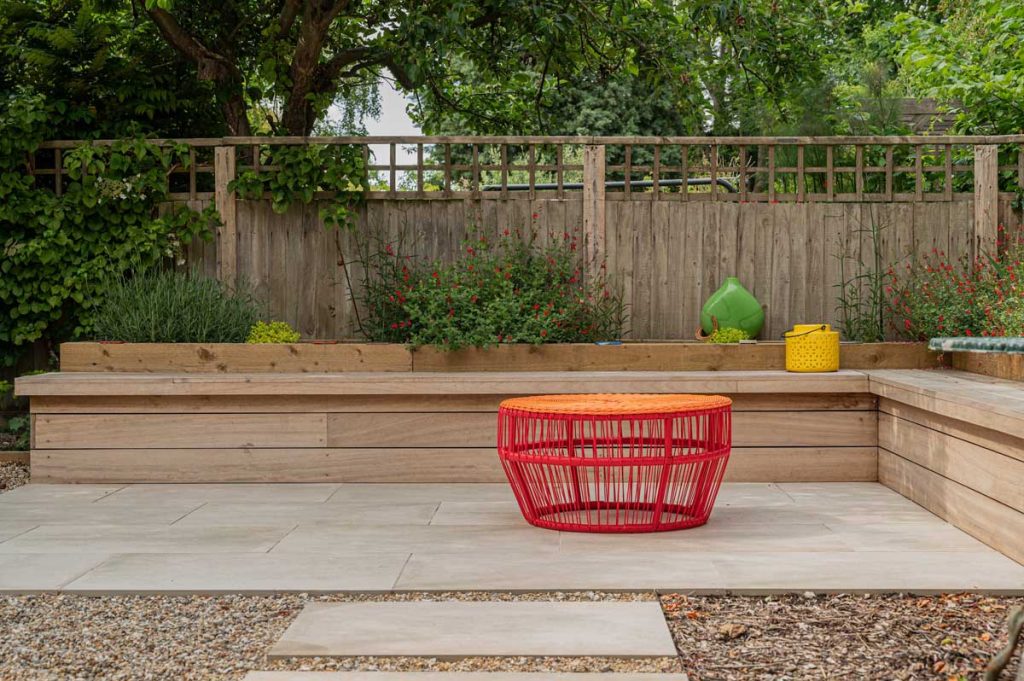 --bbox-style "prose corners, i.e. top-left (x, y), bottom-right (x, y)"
top-left (888, 228), bottom-right (1024, 339)
top-left (230, 144), bottom-right (368, 229)
top-left (359, 229), bottom-right (624, 350)
top-left (91, 269), bottom-right (264, 343)
top-left (0, 92), bottom-right (216, 366)
top-left (247, 321), bottom-right (301, 344)
top-left (705, 327), bottom-right (750, 344)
